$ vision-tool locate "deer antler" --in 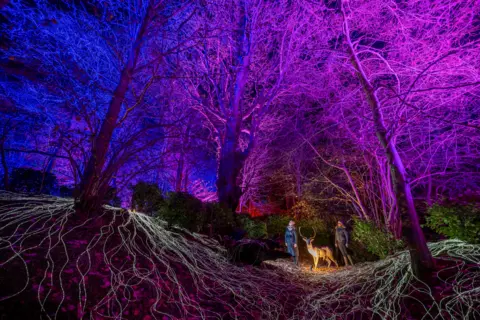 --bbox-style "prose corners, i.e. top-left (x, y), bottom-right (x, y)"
top-left (311, 227), bottom-right (316, 239)
top-left (299, 227), bottom-right (305, 238)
